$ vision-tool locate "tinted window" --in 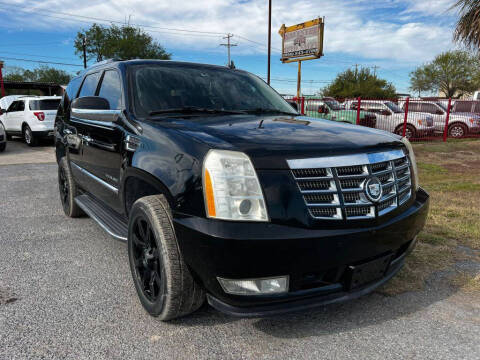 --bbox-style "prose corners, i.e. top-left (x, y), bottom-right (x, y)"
top-left (420, 103), bottom-right (441, 114)
top-left (8, 101), bottom-right (24, 112)
top-left (132, 65), bottom-right (297, 118)
top-left (98, 70), bottom-right (122, 109)
top-left (29, 99), bottom-right (61, 110)
top-left (408, 103), bottom-right (419, 112)
top-left (65, 77), bottom-right (82, 101)
top-left (79, 72), bottom-right (101, 97)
